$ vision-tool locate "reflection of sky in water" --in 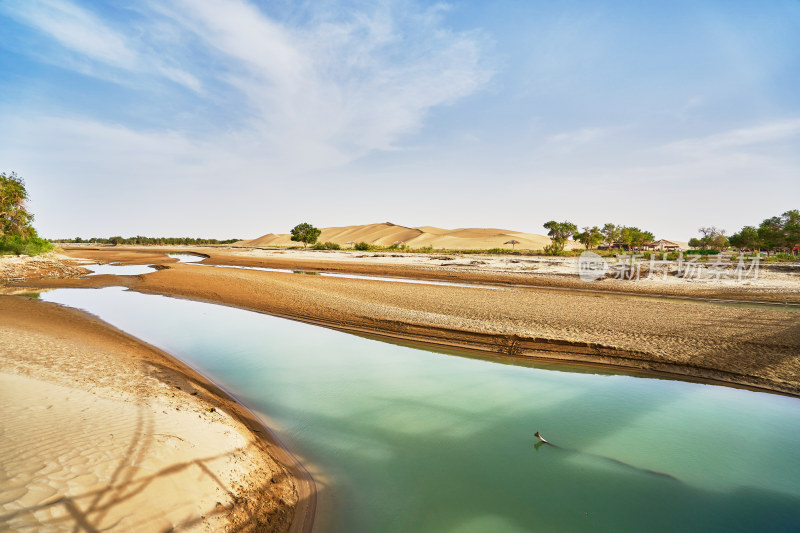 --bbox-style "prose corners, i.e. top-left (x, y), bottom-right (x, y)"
top-left (83, 263), bottom-right (155, 276)
top-left (167, 253), bottom-right (206, 263)
top-left (83, 253), bottom-right (204, 276)
top-left (41, 287), bottom-right (800, 533)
